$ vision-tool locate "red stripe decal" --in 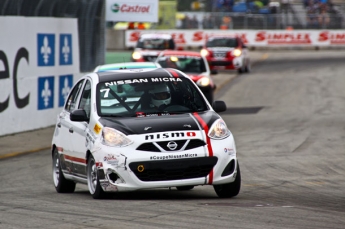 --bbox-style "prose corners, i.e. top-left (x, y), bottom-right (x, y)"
top-left (167, 68), bottom-right (179, 78)
top-left (64, 155), bottom-right (87, 164)
top-left (56, 146), bottom-right (63, 152)
top-left (193, 112), bottom-right (214, 184)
